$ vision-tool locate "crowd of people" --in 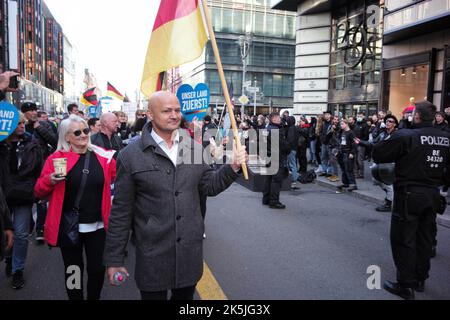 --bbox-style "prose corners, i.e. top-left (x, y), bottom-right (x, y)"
top-left (1, 69), bottom-right (449, 300)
